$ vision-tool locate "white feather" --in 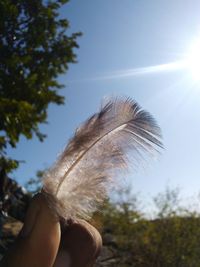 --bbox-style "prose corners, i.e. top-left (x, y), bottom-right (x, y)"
top-left (42, 97), bottom-right (163, 220)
